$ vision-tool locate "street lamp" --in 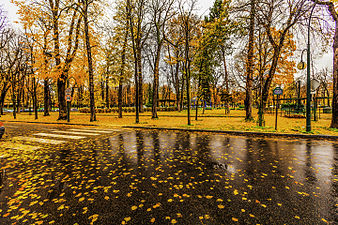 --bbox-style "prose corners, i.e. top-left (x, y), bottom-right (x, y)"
top-left (298, 3), bottom-right (316, 132)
